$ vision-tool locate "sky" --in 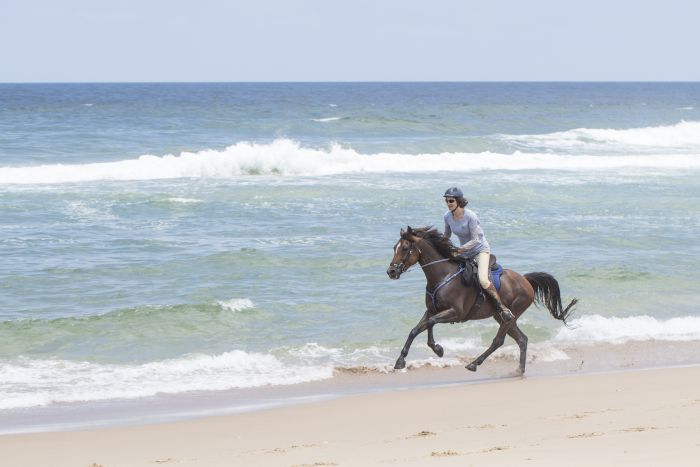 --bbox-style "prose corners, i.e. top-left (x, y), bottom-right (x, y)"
top-left (1, 0), bottom-right (698, 82)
